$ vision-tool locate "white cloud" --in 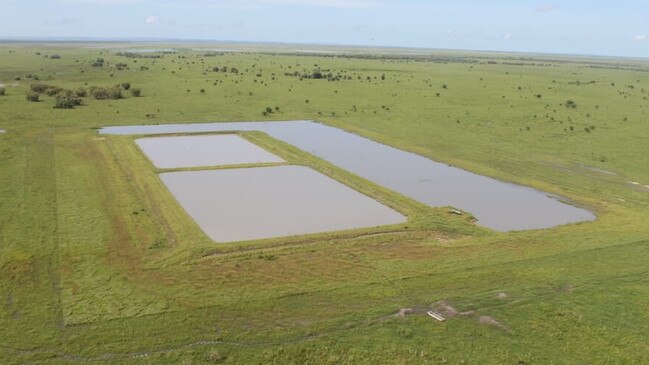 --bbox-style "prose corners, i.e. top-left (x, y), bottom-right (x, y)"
top-left (536, 4), bottom-right (559, 13)
top-left (633, 34), bottom-right (647, 42)
top-left (44, 18), bottom-right (80, 26)
top-left (58, 0), bottom-right (375, 8)
top-left (145, 15), bottom-right (159, 24)
top-left (503, 32), bottom-right (513, 40)
top-left (59, 0), bottom-right (141, 3)
top-left (259, 0), bottom-right (376, 8)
